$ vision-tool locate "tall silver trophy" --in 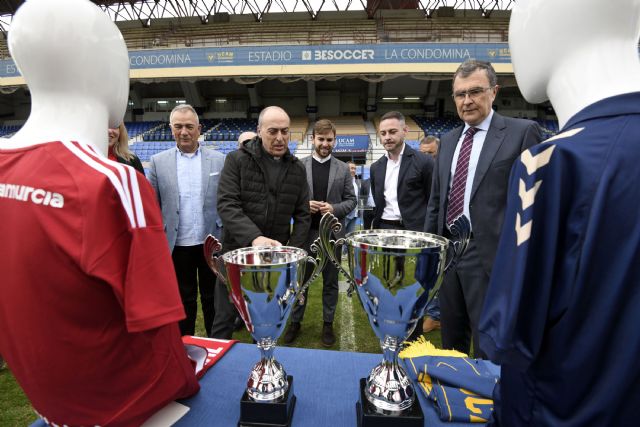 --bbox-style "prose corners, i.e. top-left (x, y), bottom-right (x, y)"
top-left (204, 236), bottom-right (325, 427)
top-left (318, 213), bottom-right (470, 426)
